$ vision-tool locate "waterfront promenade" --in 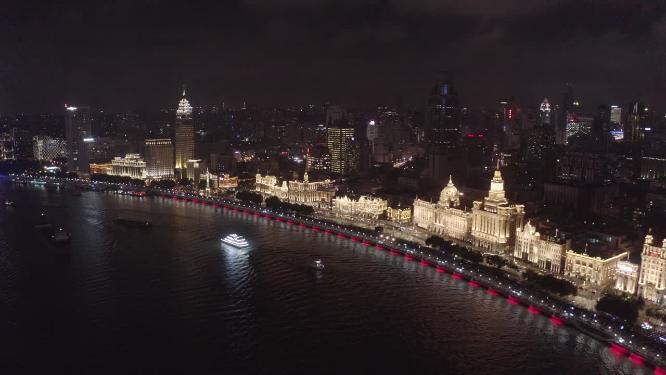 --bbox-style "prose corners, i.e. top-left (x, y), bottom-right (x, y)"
top-left (9, 175), bottom-right (666, 370)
